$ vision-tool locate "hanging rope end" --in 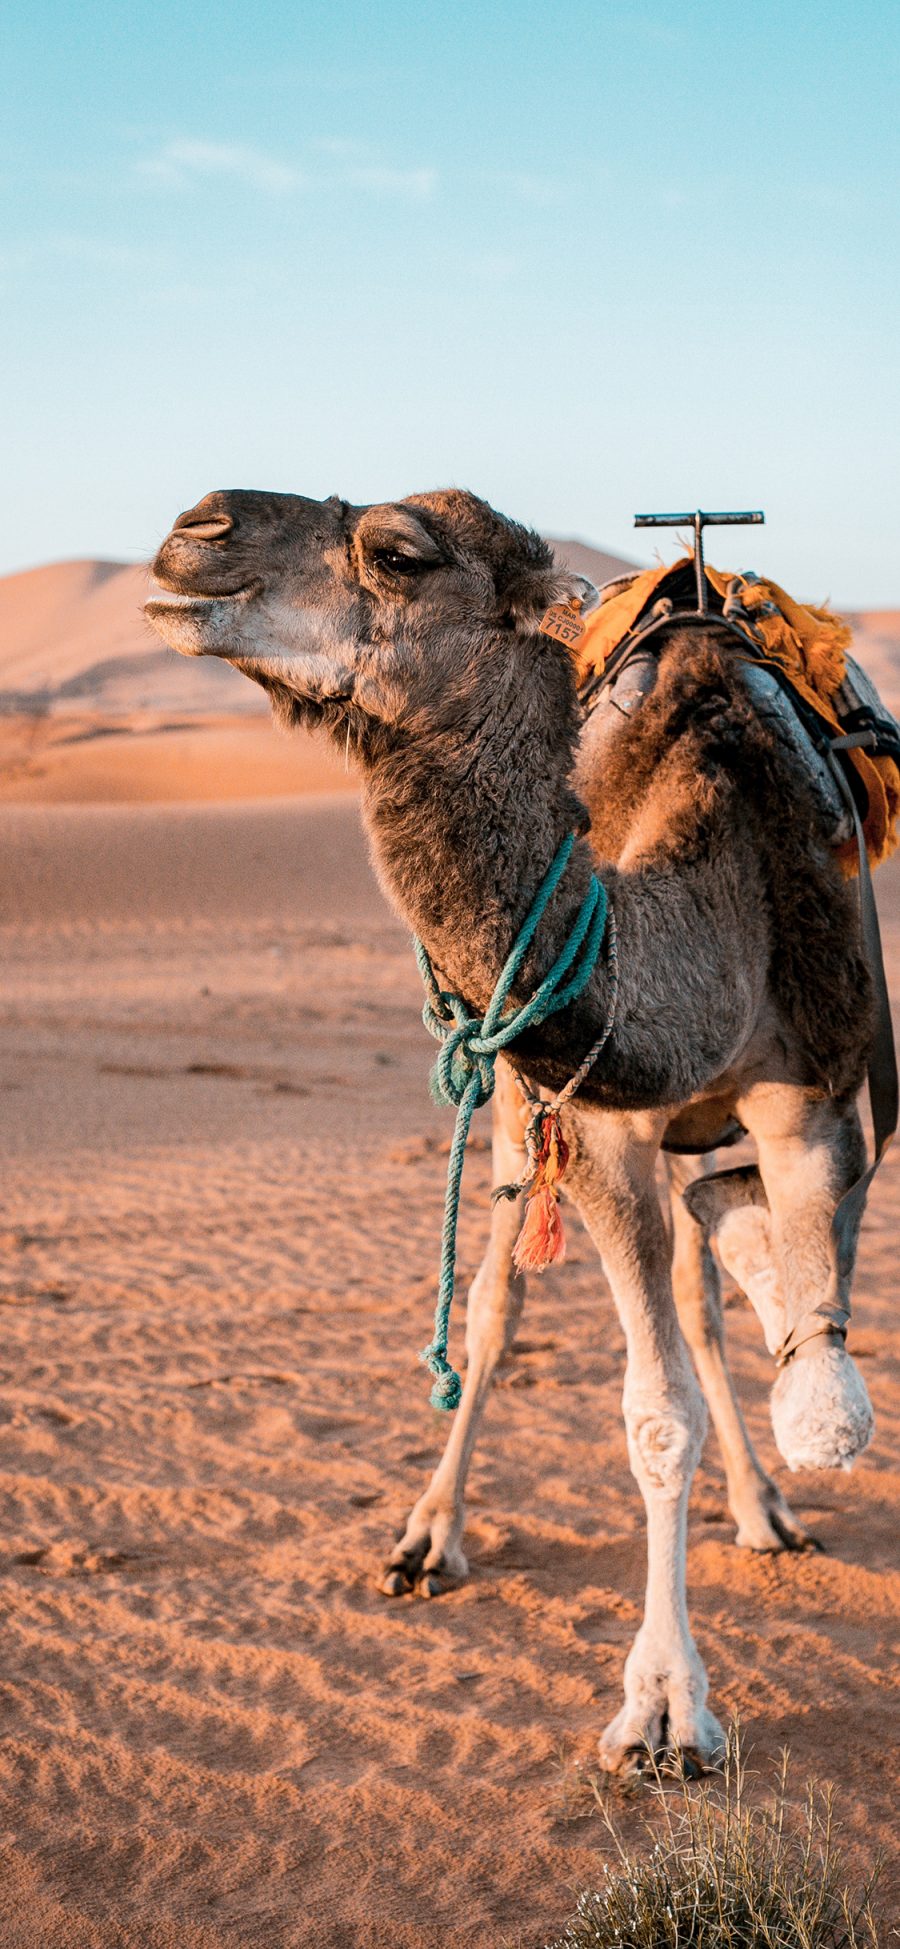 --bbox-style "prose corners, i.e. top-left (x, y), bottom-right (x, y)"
top-left (411, 838), bottom-right (616, 1414)
top-left (420, 1345), bottom-right (463, 1413)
